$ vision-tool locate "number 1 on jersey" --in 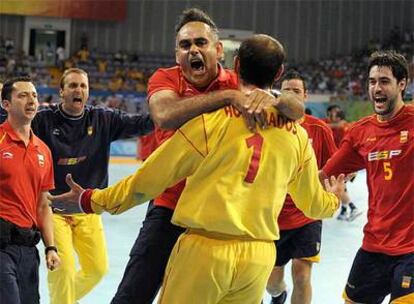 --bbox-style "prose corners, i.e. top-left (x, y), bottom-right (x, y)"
top-left (244, 133), bottom-right (264, 183)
